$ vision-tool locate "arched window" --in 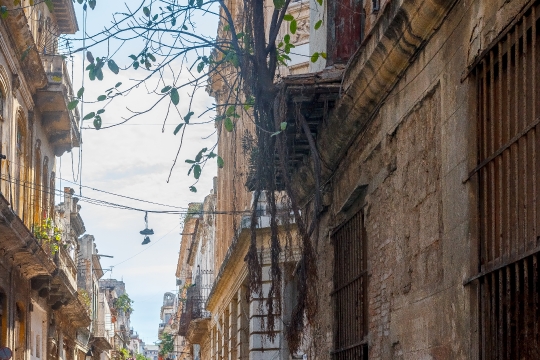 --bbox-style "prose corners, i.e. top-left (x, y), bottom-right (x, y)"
top-left (49, 171), bottom-right (55, 220)
top-left (33, 142), bottom-right (42, 226)
top-left (42, 157), bottom-right (49, 218)
top-left (0, 90), bottom-right (4, 121)
top-left (15, 113), bottom-right (29, 220)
